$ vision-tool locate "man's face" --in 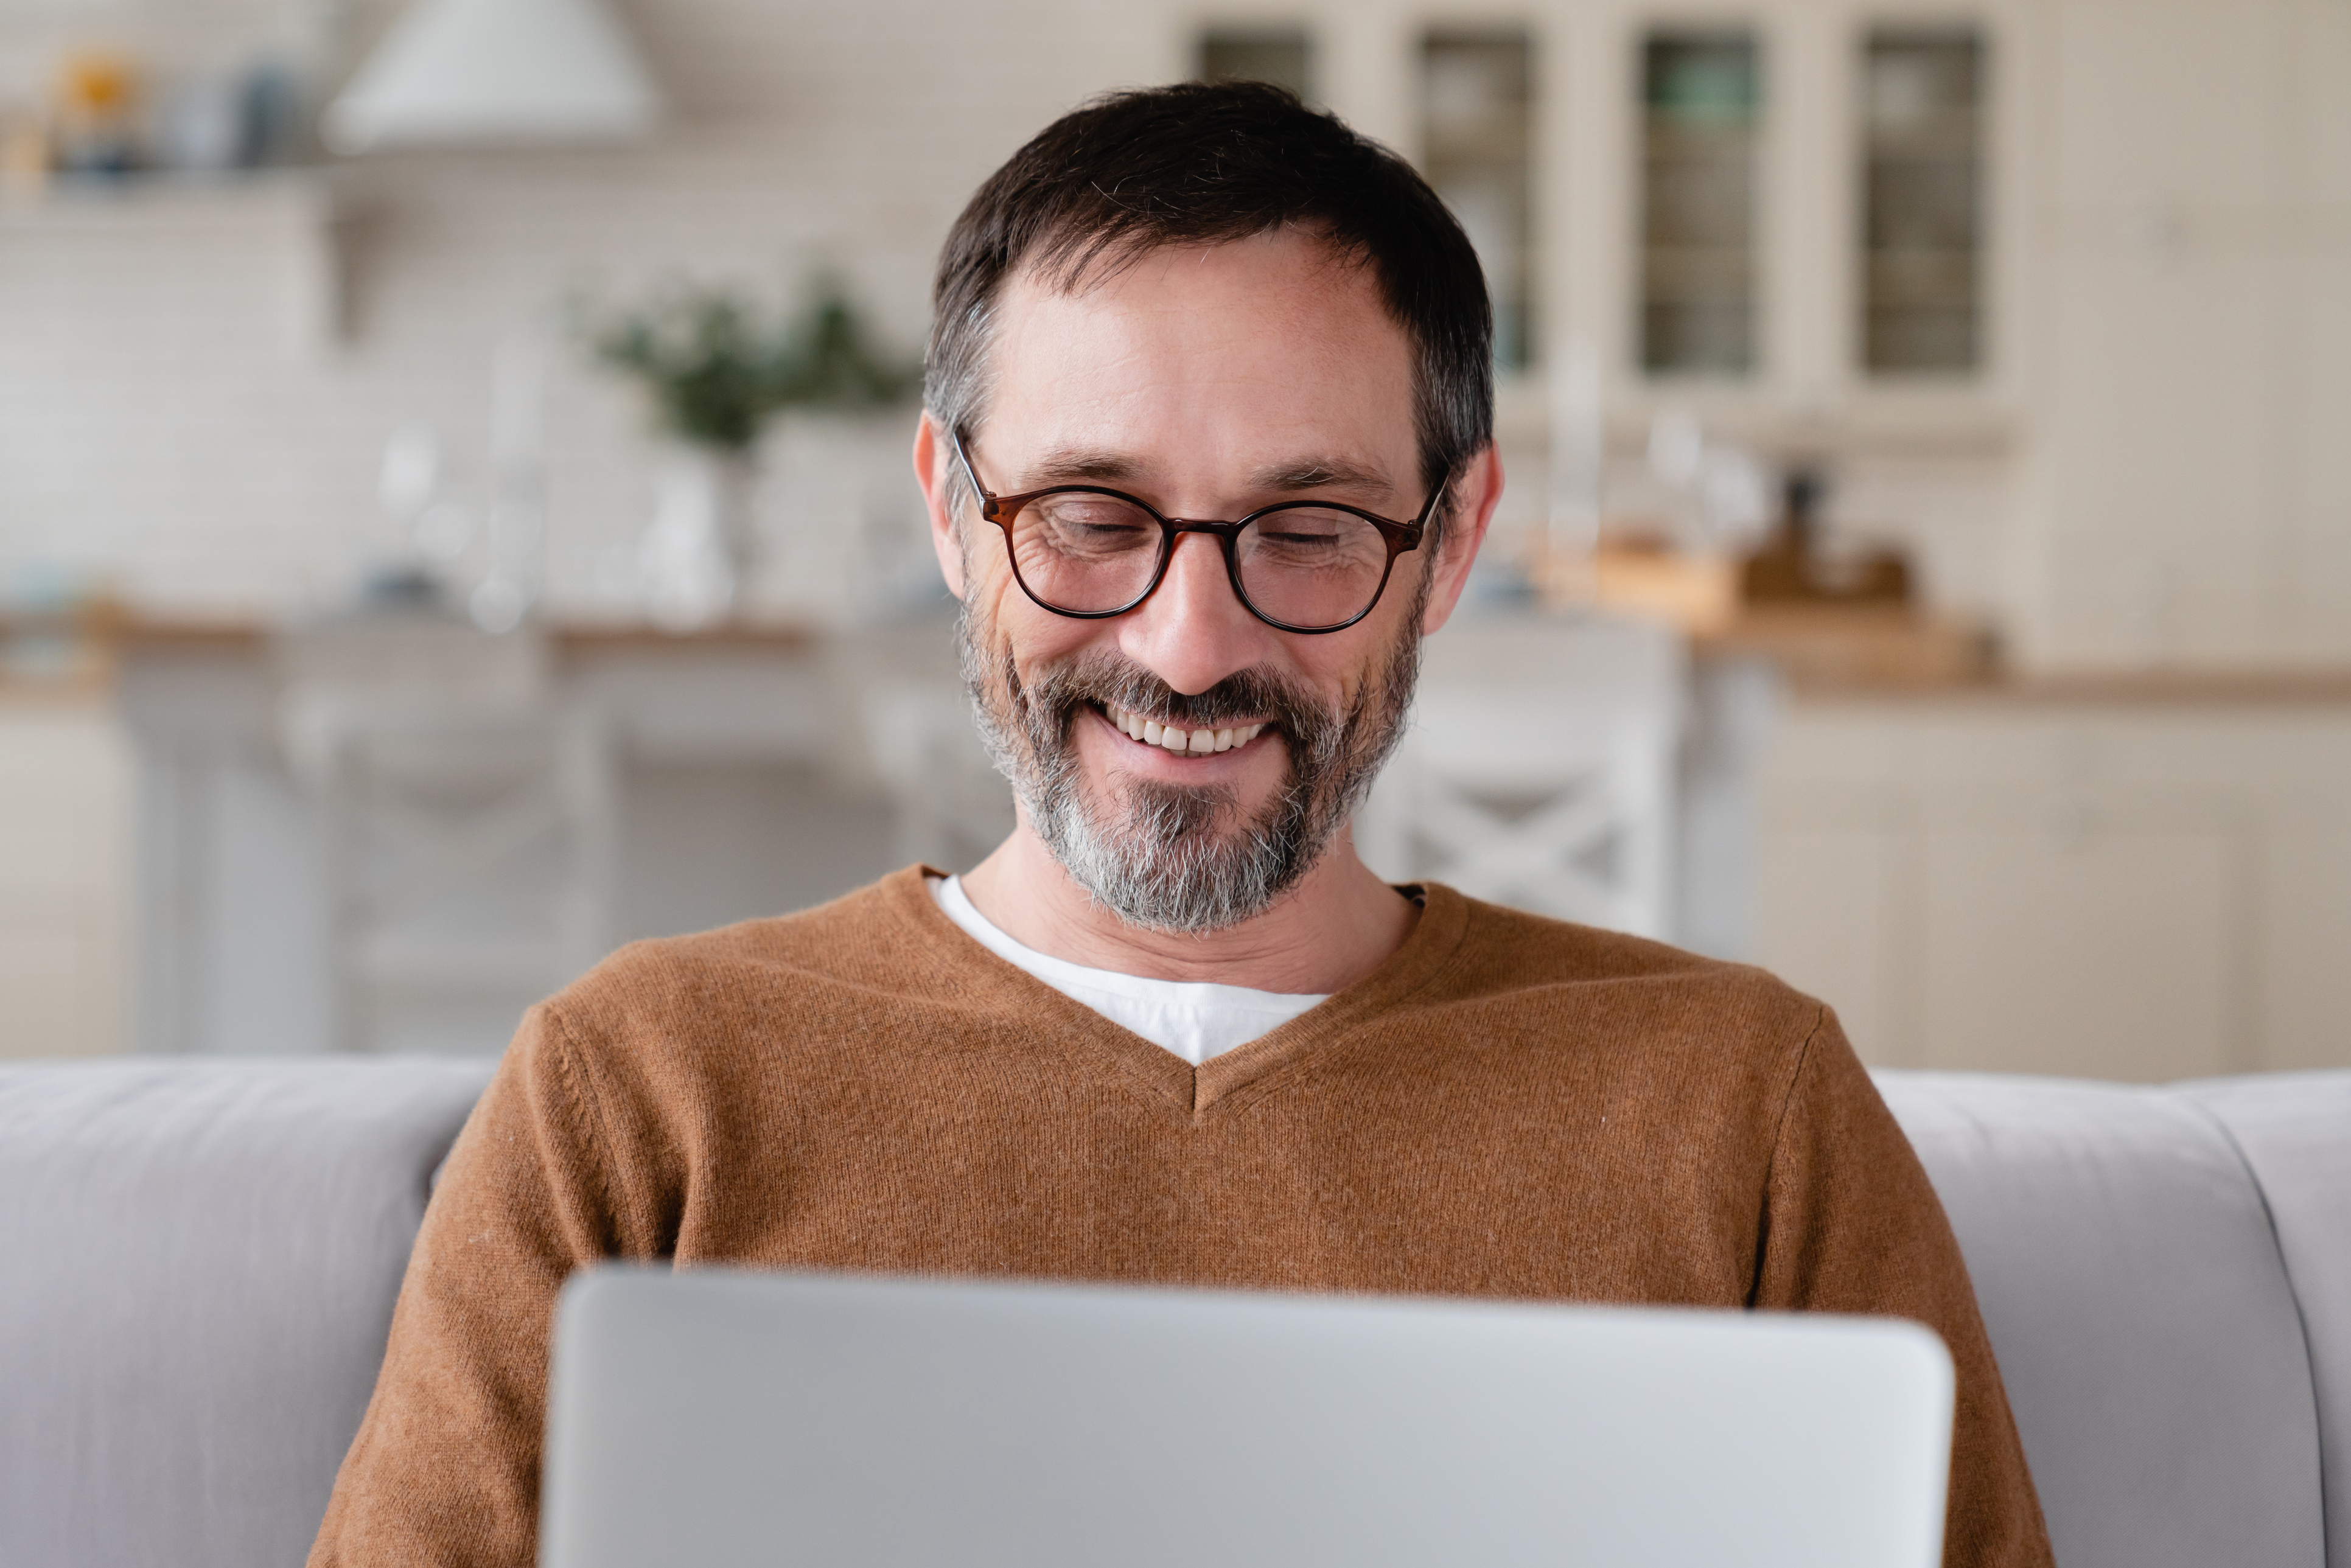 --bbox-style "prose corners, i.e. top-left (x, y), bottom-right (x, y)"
top-left (926, 229), bottom-right (1479, 933)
